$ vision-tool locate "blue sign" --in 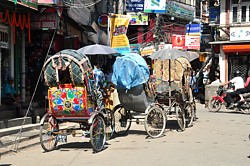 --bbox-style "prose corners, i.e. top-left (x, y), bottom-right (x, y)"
top-left (126, 0), bottom-right (144, 12)
top-left (186, 24), bottom-right (201, 34)
top-left (209, 7), bottom-right (220, 22)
